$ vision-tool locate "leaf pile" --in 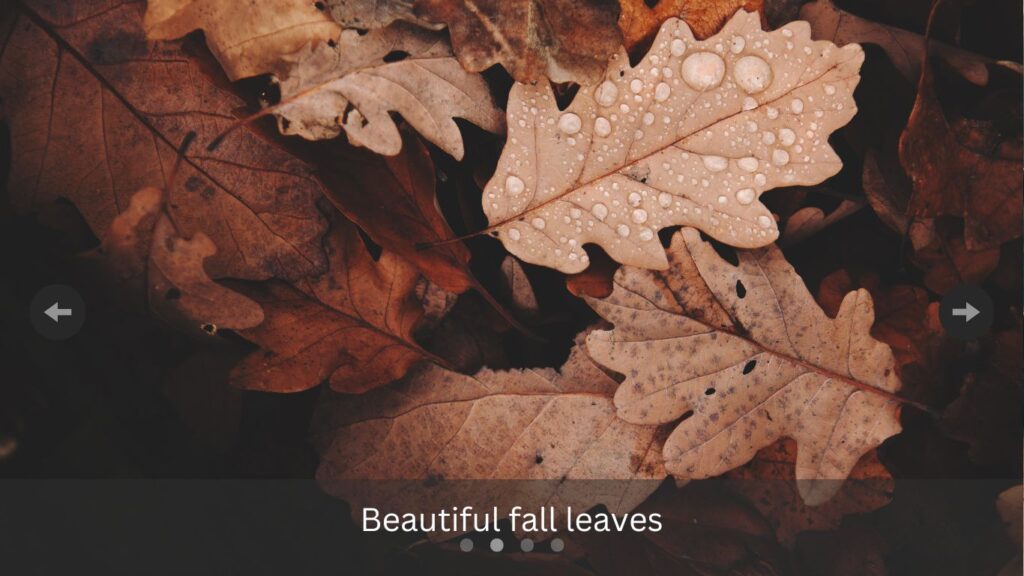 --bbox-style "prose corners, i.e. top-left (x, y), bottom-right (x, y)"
top-left (0, 0), bottom-right (1021, 572)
